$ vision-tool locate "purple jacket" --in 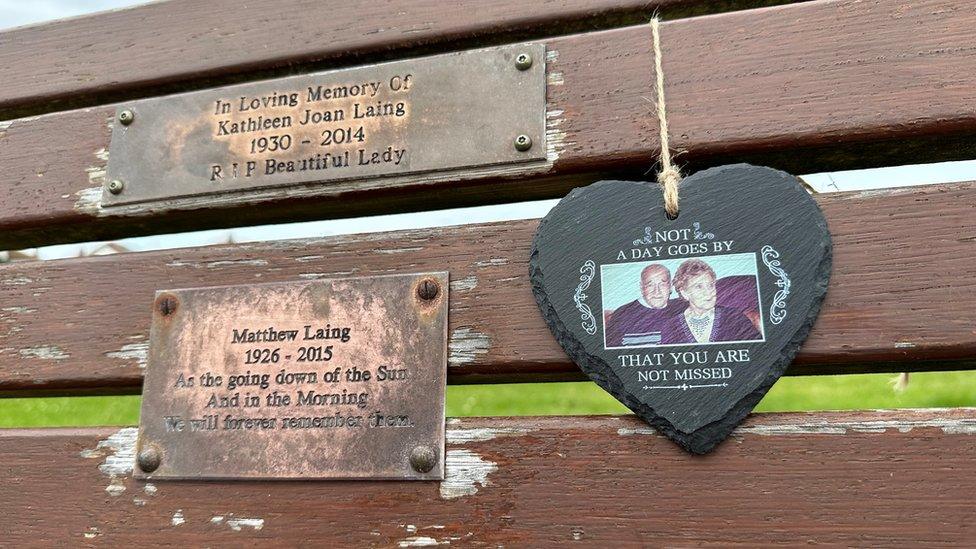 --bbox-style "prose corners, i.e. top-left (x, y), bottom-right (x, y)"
top-left (661, 306), bottom-right (761, 345)
top-left (605, 299), bottom-right (684, 347)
